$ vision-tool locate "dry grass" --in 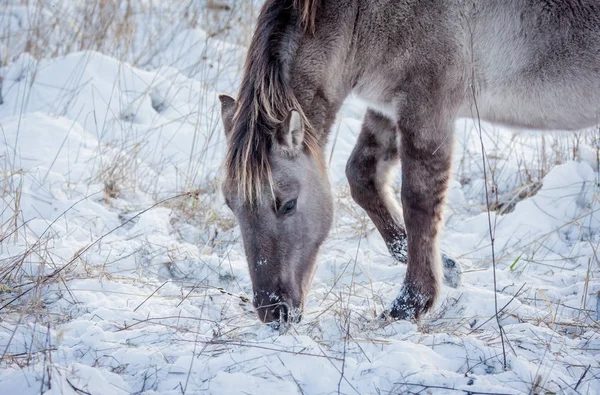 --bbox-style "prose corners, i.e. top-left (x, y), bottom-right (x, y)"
top-left (0, 1), bottom-right (252, 374)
